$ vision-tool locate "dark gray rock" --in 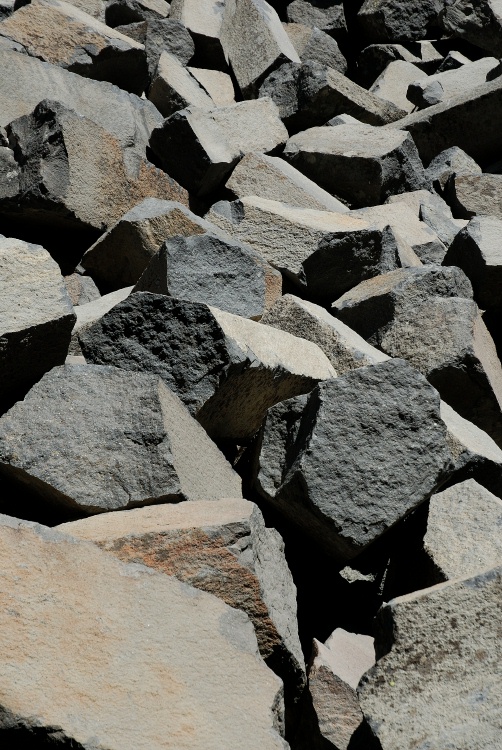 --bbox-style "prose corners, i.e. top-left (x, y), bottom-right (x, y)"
top-left (69, 287), bottom-right (133, 355)
top-left (251, 358), bottom-right (452, 560)
top-left (357, 0), bottom-right (442, 43)
top-left (144, 18), bottom-right (195, 79)
top-left (105, 0), bottom-right (170, 26)
top-left (425, 146), bottom-right (482, 194)
top-left (113, 20), bottom-right (147, 43)
top-left (407, 77), bottom-right (444, 108)
top-left (440, 0), bottom-right (502, 58)
top-left (0, 364), bottom-right (243, 514)
top-left (283, 22), bottom-right (347, 73)
top-left (286, 1), bottom-right (346, 39)
top-left (447, 173), bottom-right (502, 220)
